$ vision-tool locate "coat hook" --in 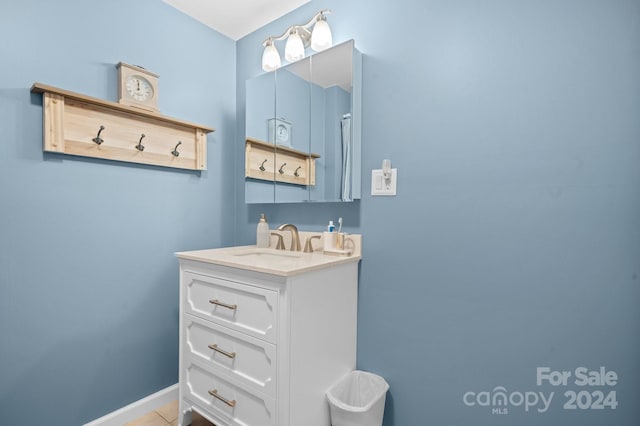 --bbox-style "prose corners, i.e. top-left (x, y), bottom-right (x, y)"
top-left (135, 134), bottom-right (145, 151)
top-left (294, 166), bottom-right (302, 177)
top-left (259, 159), bottom-right (267, 171)
top-left (171, 141), bottom-right (182, 157)
top-left (92, 125), bottom-right (105, 145)
top-left (278, 162), bottom-right (287, 174)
